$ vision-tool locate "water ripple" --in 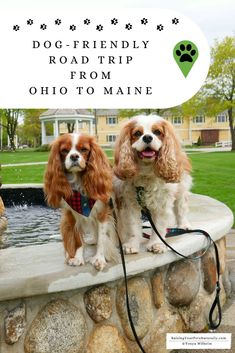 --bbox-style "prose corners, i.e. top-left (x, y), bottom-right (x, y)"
top-left (1, 206), bottom-right (62, 249)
